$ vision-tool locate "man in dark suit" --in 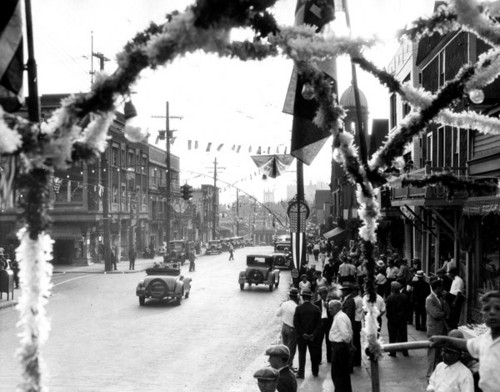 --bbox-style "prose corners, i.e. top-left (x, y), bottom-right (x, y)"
top-left (409, 270), bottom-right (431, 331)
top-left (314, 286), bottom-right (333, 363)
top-left (265, 344), bottom-right (297, 392)
top-left (386, 281), bottom-right (410, 357)
top-left (293, 288), bottom-right (321, 379)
